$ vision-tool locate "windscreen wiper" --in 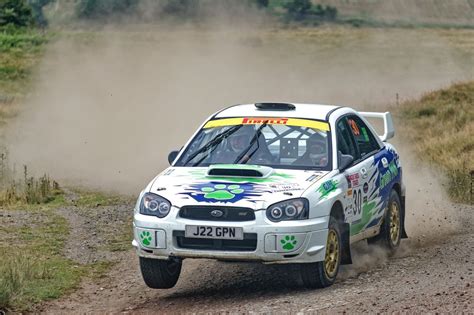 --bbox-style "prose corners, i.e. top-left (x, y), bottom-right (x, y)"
top-left (182, 125), bottom-right (242, 166)
top-left (233, 121), bottom-right (268, 164)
